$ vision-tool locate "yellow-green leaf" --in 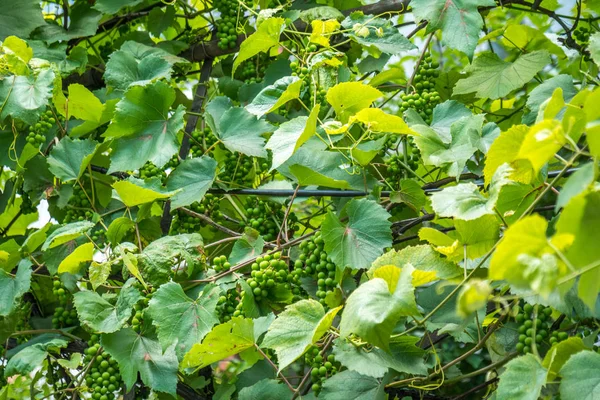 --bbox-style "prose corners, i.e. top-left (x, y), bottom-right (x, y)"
top-left (58, 242), bottom-right (95, 274)
top-left (113, 180), bottom-right (172, 207)
top-left (326, 82), bottom-right (382, 122)
top-left (350, 108), bottom-right (414, 134)
top-left (310, 19), bottom-right (340, 47)
top-left (233, 17), bottom-right (284, 73)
